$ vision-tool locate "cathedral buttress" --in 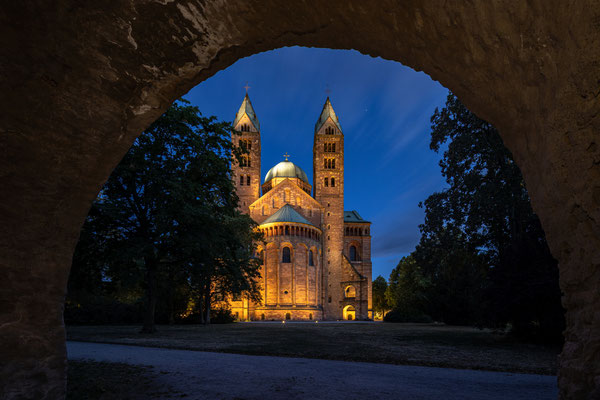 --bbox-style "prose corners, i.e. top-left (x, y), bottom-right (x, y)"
top-left (232, 94), bottom-right (261, 213)
top-left (313, 97), bottom-right (344, 319)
